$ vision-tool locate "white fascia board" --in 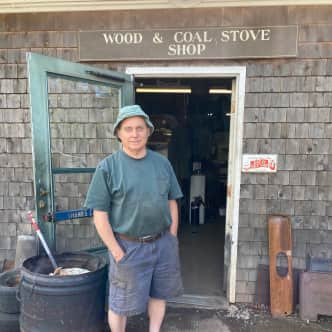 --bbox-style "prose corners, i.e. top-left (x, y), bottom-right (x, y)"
top-left (0, 0), bottom-right (328, 14)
